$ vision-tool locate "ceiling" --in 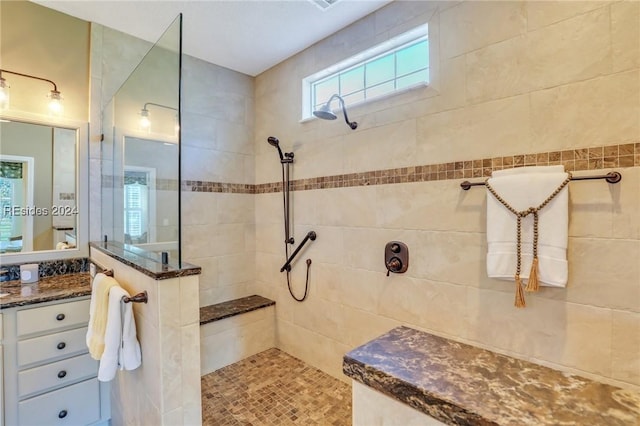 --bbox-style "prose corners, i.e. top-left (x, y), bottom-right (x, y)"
top-left (35, 0), bottom-right (393, 76)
